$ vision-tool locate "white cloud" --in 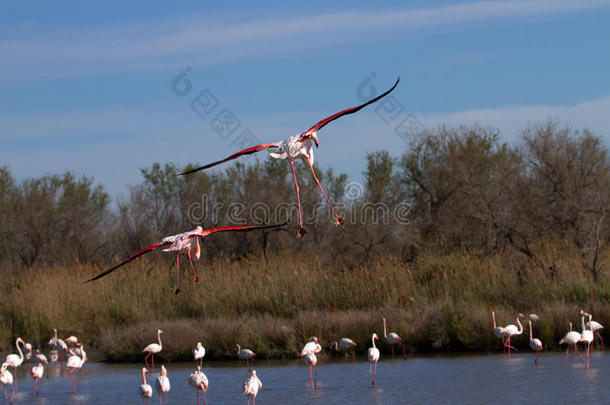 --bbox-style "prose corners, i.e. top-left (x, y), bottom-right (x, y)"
top-left (1, 0), bottom-right (609, 81)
